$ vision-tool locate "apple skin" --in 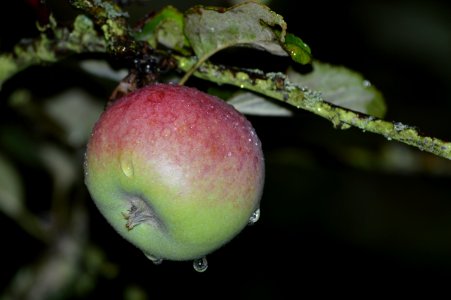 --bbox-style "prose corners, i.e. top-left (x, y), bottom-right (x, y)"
top-left (84, 83), bottom-right (264, 261)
